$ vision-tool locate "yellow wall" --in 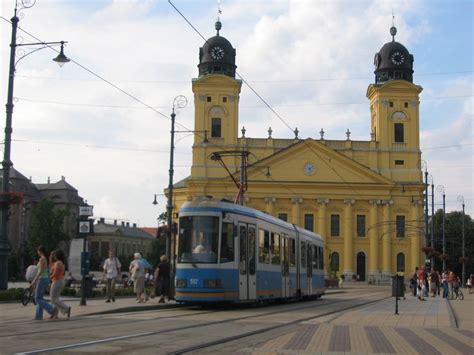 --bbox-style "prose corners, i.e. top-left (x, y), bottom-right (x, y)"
top-left (169, 75), bottom-right (426, 282)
